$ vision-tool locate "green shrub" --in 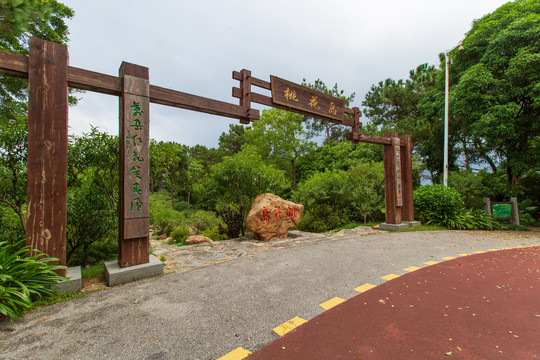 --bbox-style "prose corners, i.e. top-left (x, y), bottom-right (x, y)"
top-left (414, 185), bottom-right (464, 225)
top-left (187, 210), bottom-right (221, 232)
top-left (217, 207), bottom-right (244, 239)
top-left (201, 226), bottom-right (227, 241)
top-left (296, 207), bottom-right (346, 233)
top-left (0, 241), bottom-right (67, 320)
top-left (170, 226), bottom-right (190, 243)
top-left (443, 208), bottom-right (499, 230)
